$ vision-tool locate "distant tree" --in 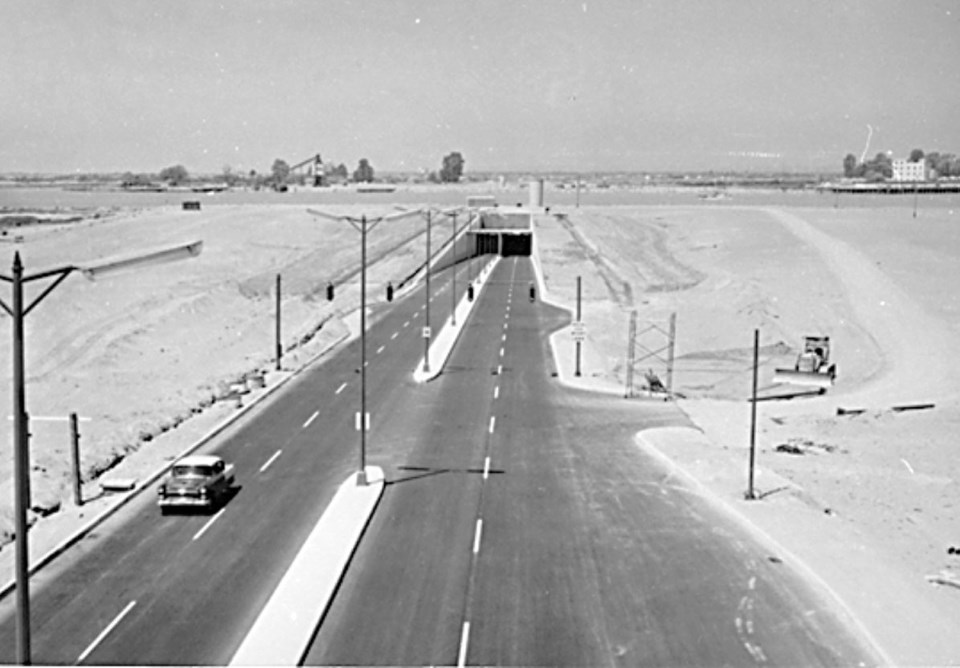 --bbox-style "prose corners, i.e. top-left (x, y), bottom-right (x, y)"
top-left (842, 153), bottom-right (858, 177)
top-left (159, 164), bottom-right (189, 185)
top-left (353, 158), bottom-right (375, 183)
top-left (271, 159), bottom-right (291, 184)
top-left (221, 165), bottom-right (241, 186)
top-left (439, 152), bottom-right (465, 183)
top-left (908, 148), bottom-right (924, 163)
